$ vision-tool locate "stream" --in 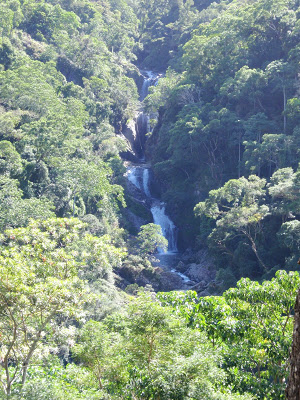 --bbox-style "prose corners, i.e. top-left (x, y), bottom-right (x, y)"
top-left (124, 70), bottom-right (191, 286)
